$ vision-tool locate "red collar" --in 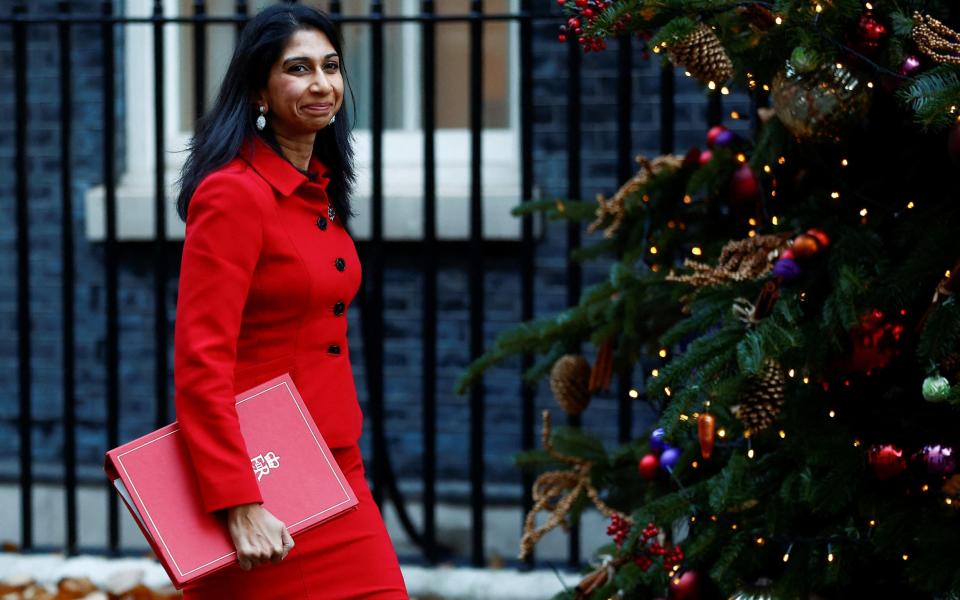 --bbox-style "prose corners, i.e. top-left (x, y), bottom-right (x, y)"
top-left (239, 135), bottom-right (330, 197)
